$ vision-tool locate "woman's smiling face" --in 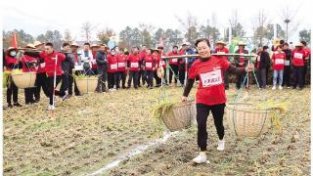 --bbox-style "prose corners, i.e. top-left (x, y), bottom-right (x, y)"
top-left (196, 41), bottom-right (211, 59)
